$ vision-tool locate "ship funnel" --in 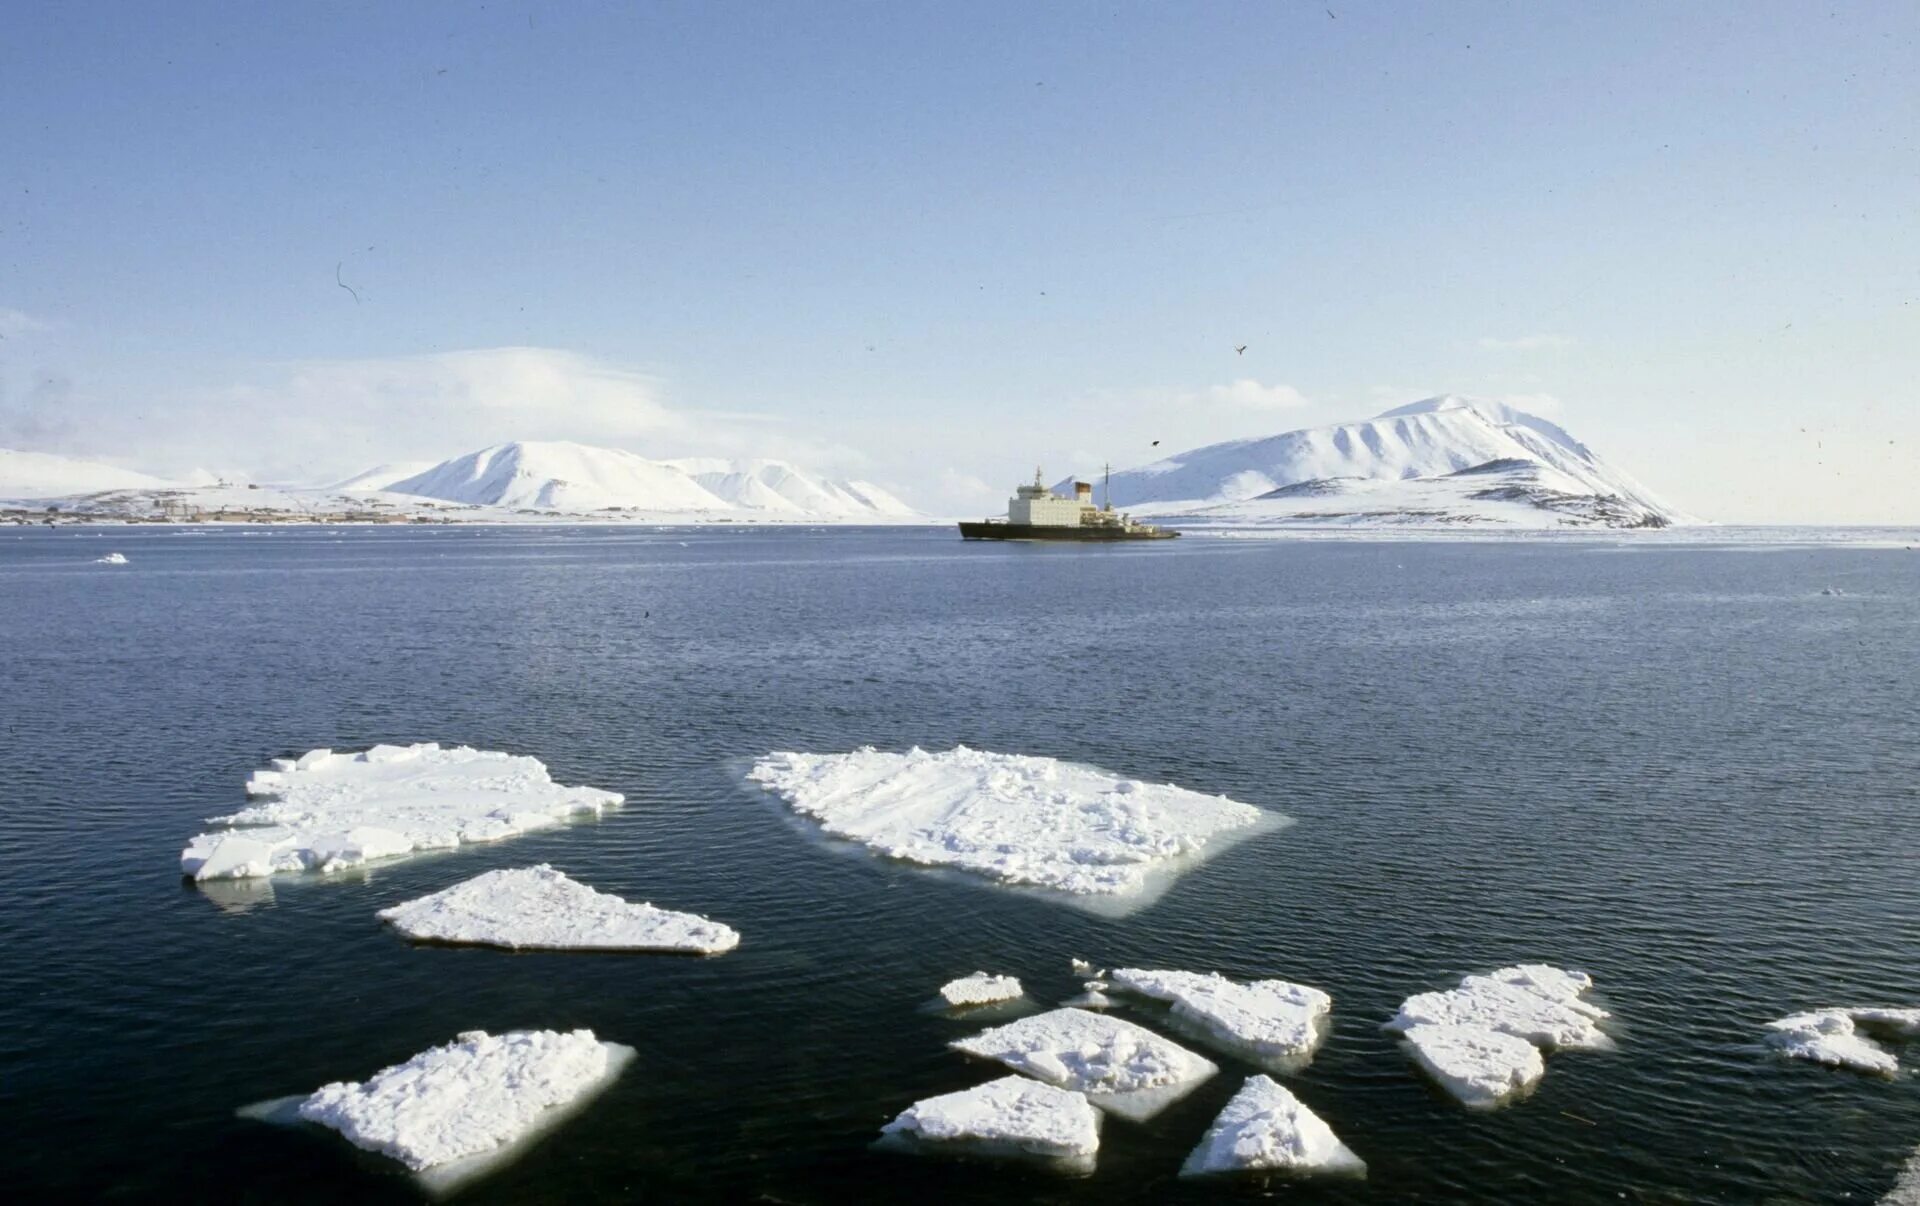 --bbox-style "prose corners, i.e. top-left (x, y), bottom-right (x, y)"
top-left (1074, 481), bottom-right (1093, 501)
